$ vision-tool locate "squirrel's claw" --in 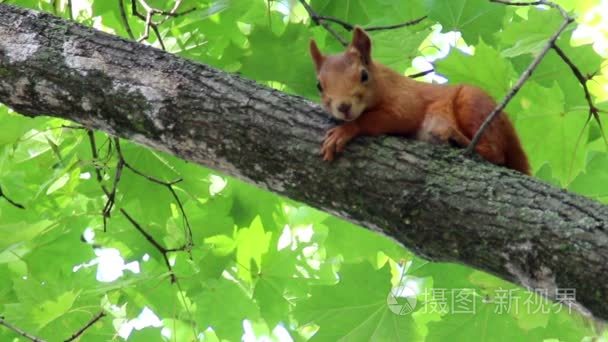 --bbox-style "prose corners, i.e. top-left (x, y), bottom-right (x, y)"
top-left (321, 125), bottom-right (356, 162)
